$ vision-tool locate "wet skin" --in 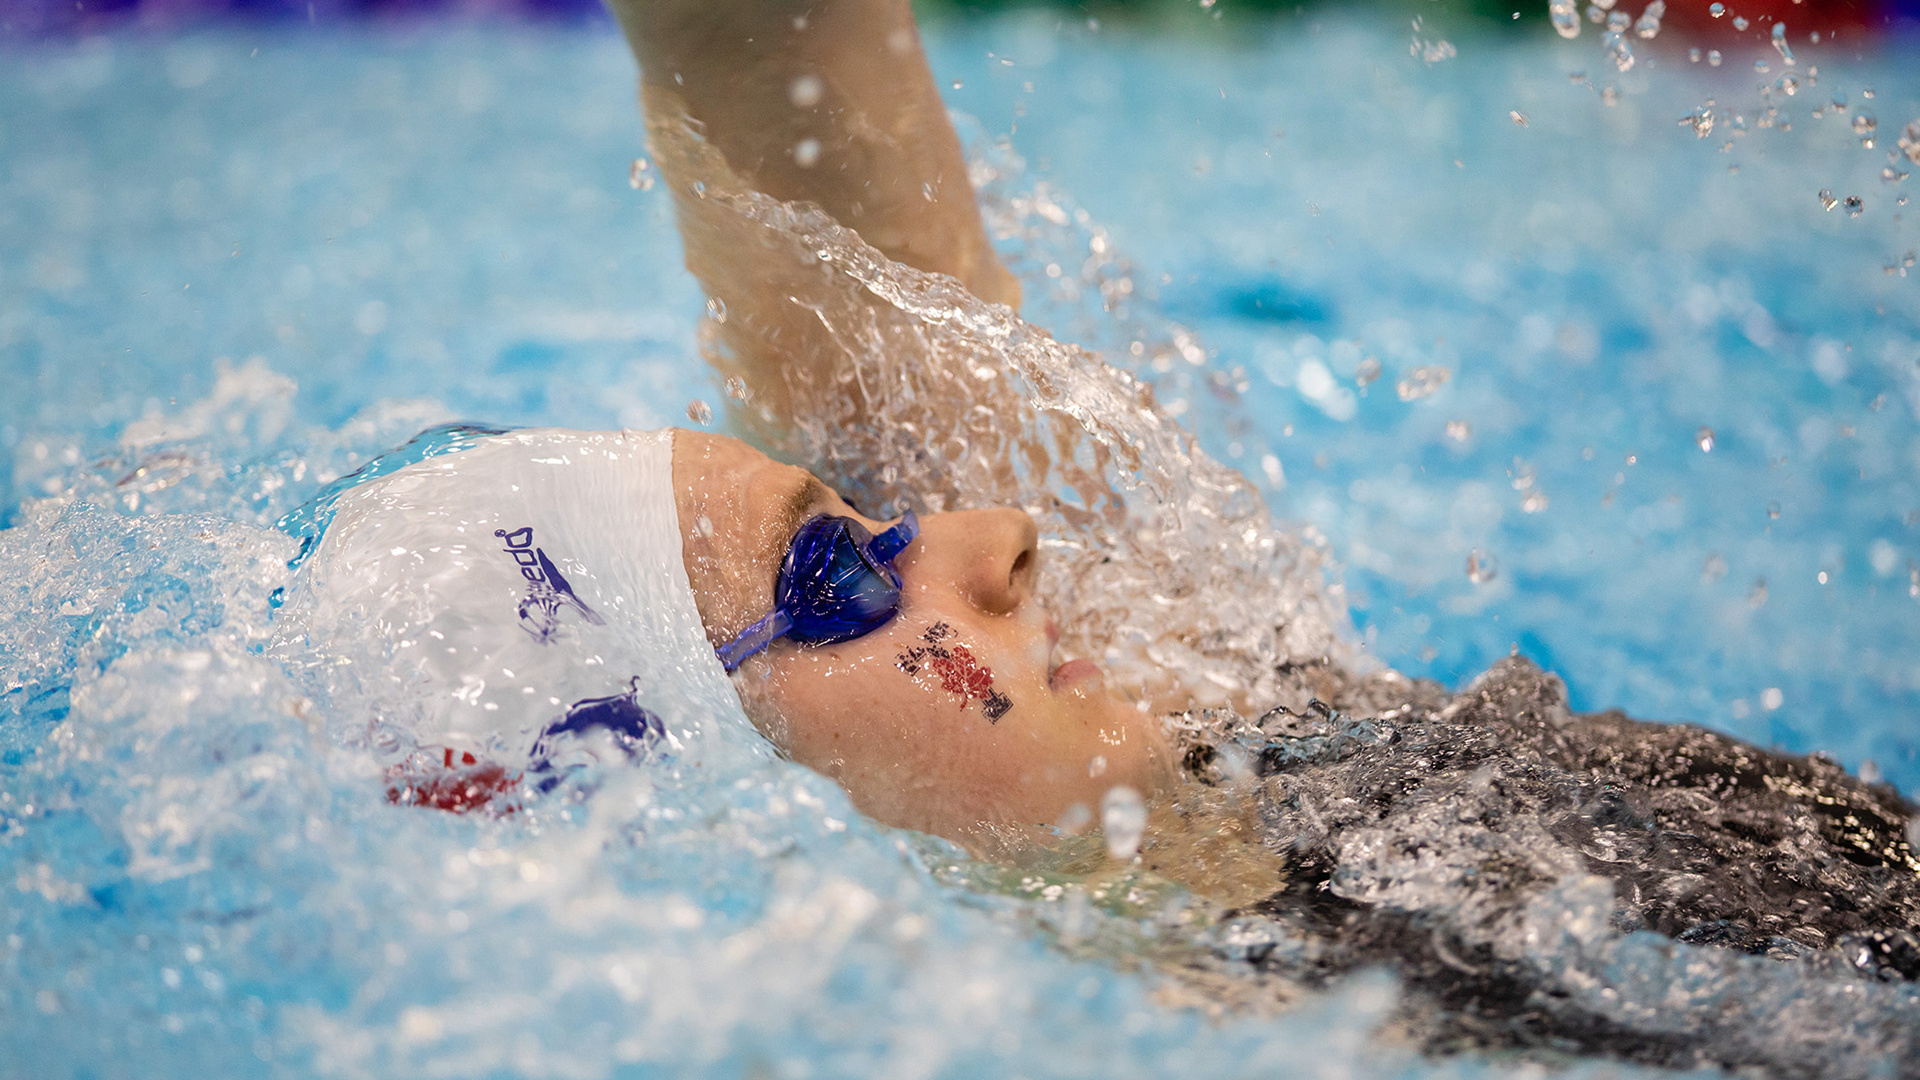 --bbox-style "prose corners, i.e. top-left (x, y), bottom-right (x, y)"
top-left (671, 430), bottom-right (1171, 843)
